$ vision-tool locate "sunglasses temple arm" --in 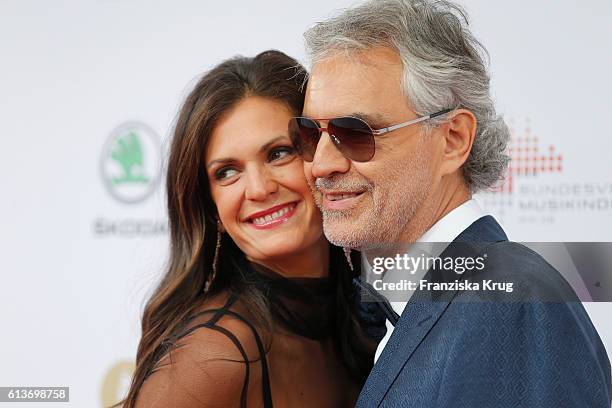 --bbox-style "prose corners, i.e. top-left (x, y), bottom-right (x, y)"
top-left (371, 108), bottom-right (453, 135)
